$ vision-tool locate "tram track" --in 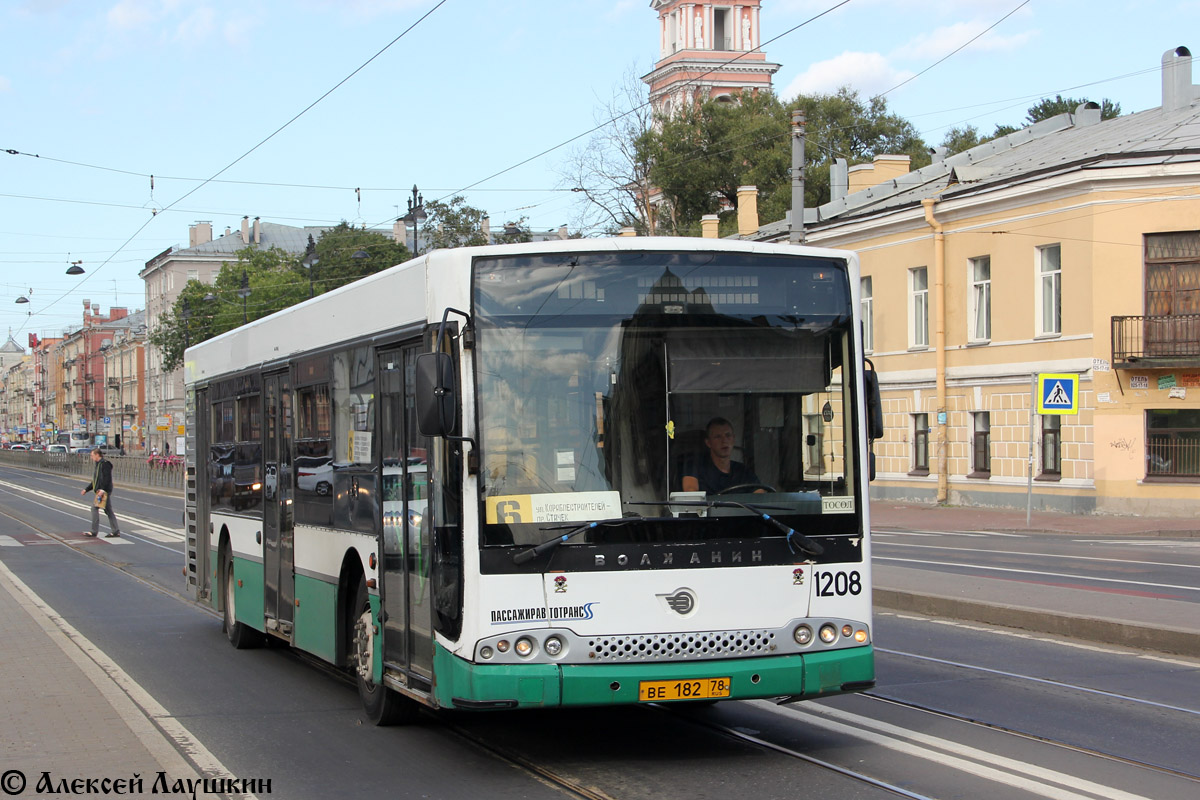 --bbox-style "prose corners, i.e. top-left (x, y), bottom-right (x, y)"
top-left (651, 702), bottom-right (938, 800)
top-left (871, 646), bottom-right (1200, 786)
top-left (860, 691), bottom-right (1200, 786)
